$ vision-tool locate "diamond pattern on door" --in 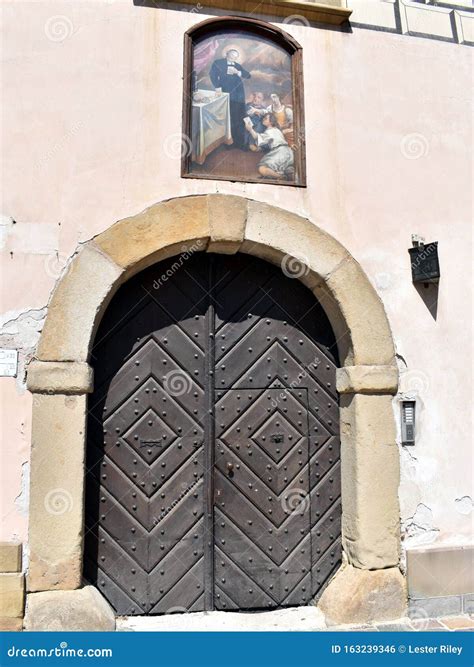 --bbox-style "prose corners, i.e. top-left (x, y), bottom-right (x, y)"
top-left (250, 412), bottom-right (303, 463)
top-left (84, 252), bottom-right (341, 615)
top-left (122, 408), bottom-right (178, 464)
top-left (214, 389), bottom-right (311, 609)
top-left (84, 256), bottom-right (208, 616)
